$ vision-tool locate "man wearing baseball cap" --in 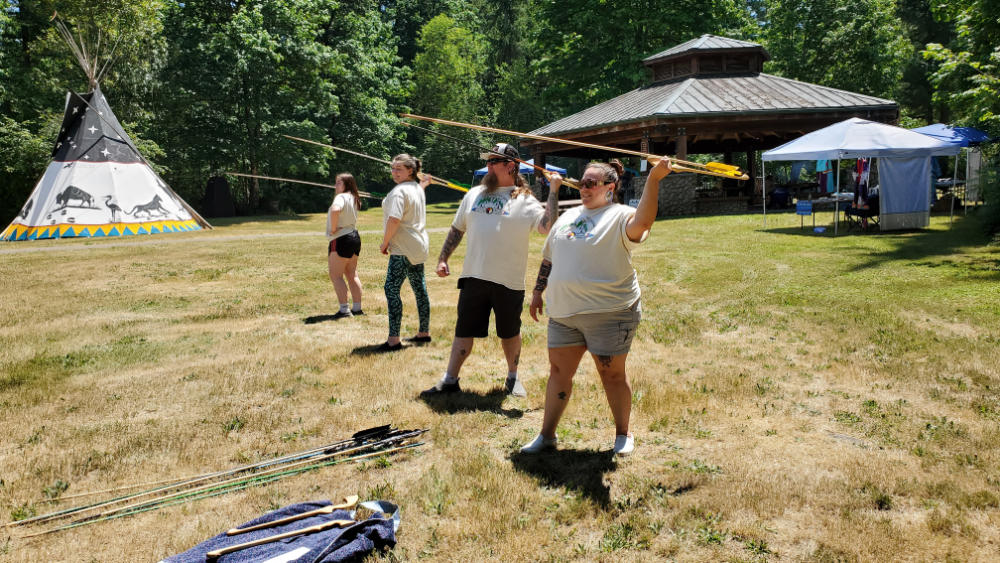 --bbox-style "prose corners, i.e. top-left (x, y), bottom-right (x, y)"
top-left (421, 143), bottom-right (562, 397)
